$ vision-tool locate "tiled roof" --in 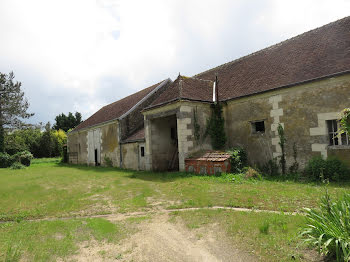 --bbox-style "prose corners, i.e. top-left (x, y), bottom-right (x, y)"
top-left (123, 128), bottom-right (145, 143)
top-left (195, 16), bottom-right (350, 101)
top-left (73, 80), bottom-right (167, 131)
top-left (147, 76), bottom-right (214, 109)
top-left (186, 151), bottom-right (231, 162)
